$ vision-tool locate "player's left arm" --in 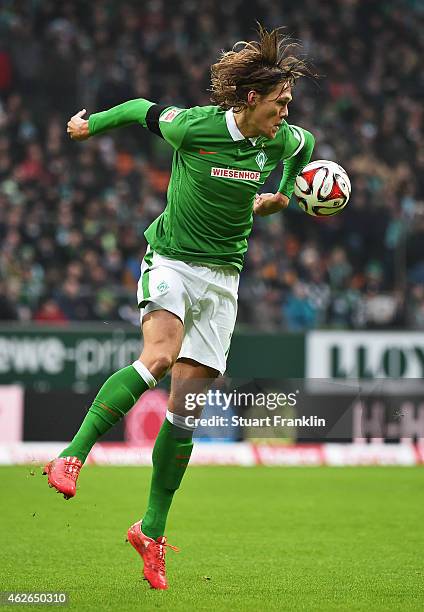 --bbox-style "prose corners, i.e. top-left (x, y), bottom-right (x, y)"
top-left (278, 126), bottom-right (315, 199)
top-left (254, 126), bottom-right (315, 217)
